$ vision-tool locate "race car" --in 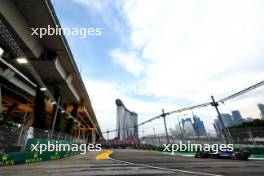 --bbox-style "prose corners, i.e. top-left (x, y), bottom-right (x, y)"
top-left (195, 148), bottom-right (250, 160)
top-left (233, 149), bottom-right (251, 160)
top-left (210, 150), bottom-right (234, 159)
top-left (194, 151), bottom-right (210, 158)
